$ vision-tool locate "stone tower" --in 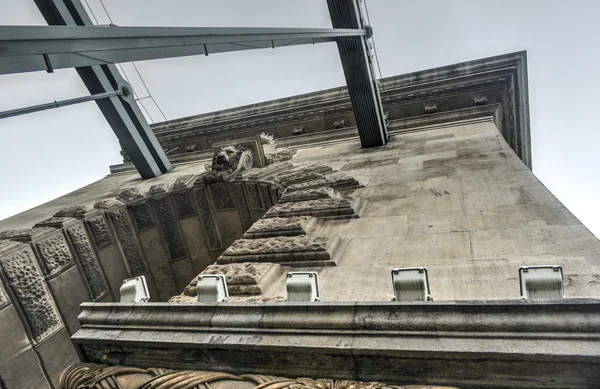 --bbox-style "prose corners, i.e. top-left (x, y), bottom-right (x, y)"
top-left (0, 52), bottom-right (599, 388)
